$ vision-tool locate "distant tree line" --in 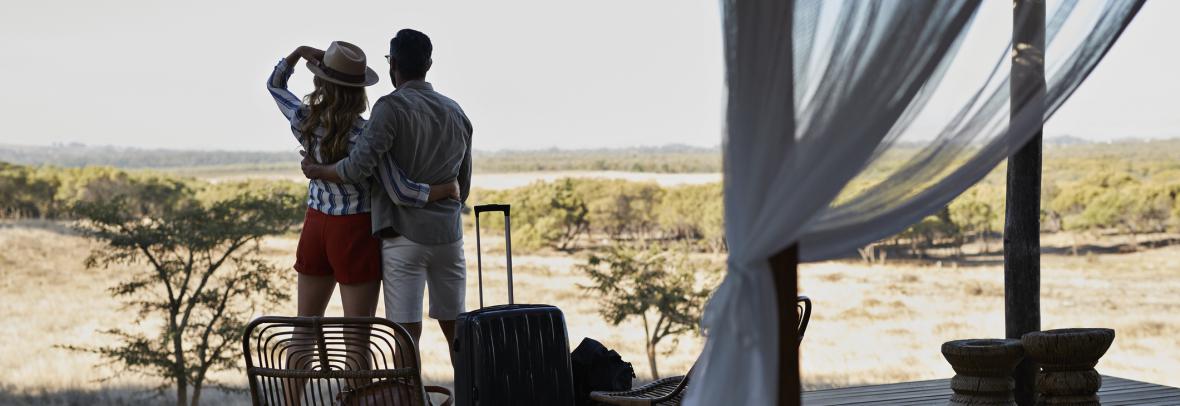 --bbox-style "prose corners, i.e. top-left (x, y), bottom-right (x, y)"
top-left (472, 179), bottom-right (725, 253)
top-left (0, 162), bottom-right (304, 220)
top-left (473, 146), bottom-right (722, 173)
top-left (471, 168), bottom-right (1180, 259)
